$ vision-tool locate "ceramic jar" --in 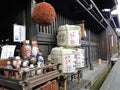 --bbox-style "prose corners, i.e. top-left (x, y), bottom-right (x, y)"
top-left (4, 61), bottom-right (13, 77)
top-left (12, 56), bottom-right (22, 79)
top-left (29, 55), bottom-right (37, 65)
top-left (29, 64), bottom-right (35, 77)
top-left (12, 56), bottom-right (22, 68)
top-left (31, 41), bottom-right (39, 57)
top-left (21, 40), bottom-right (31, 59)
top-left (21, 58), bottom-right (30, 79)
